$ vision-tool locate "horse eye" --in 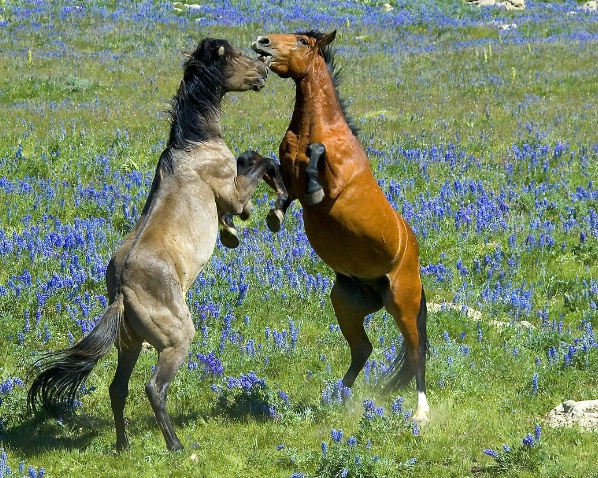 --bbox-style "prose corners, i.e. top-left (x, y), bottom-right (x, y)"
top-left (298, 38), bottom-right (309, 46)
